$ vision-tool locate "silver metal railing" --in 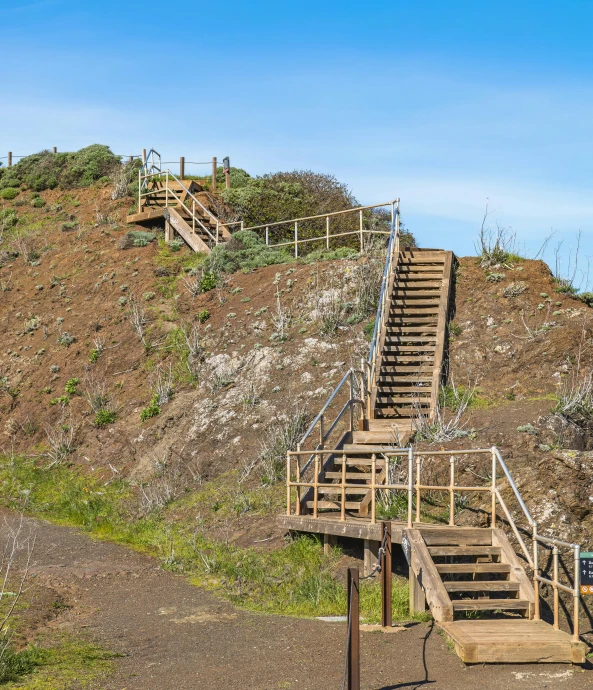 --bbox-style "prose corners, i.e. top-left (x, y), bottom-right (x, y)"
top-left (285, 444), bottom-right (582, 641)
